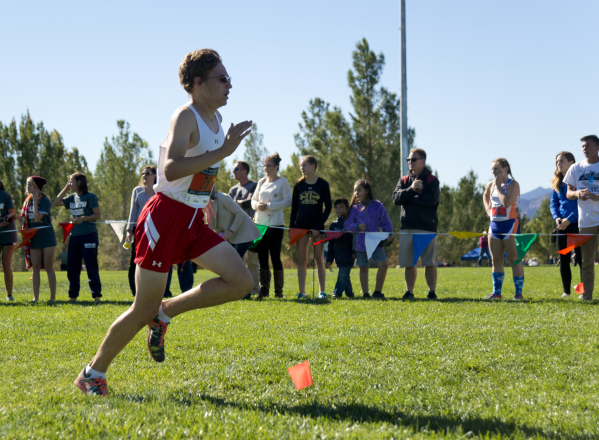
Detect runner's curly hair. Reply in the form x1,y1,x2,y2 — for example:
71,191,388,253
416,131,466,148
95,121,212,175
179,49,222,93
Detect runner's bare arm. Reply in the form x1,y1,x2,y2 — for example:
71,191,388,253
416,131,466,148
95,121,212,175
483,181,493,214
164,108,251,182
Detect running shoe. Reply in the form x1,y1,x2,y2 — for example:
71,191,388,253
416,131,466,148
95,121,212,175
363,292,371,299
513,294,524,300
427,291,438,300
561,293,570,298
372,292,386,300
6,296,14,302
74,368,108,396
318,292,328,299
332,294,342,299
486,293,502,300
147,317,169,363
402,292,415,300
275,293,284,298
297,293,307,299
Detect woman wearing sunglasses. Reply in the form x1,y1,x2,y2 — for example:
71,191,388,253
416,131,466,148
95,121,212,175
126,165,156,296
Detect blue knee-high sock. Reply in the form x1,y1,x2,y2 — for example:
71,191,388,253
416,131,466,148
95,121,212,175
492,272,505,294
513,276,524,295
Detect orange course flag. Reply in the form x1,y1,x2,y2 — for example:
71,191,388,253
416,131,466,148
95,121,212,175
15,228,39,250
557,234,593,255
288,361,313,390
287,228,310,250
59,222,74,243
575,283,584,295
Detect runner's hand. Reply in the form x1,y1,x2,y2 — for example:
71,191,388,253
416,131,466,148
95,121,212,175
557,219,570,230
578,189,590,200
221,121,253,156
555,218,562,227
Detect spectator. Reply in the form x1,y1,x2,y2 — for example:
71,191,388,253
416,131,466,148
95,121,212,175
325,198,354,298
564,135,599,301
478,235,490,267
58,250,68,271
483,158,525,300
345,180,393,299
0,179,17,301
53,172,102,302
392,148,440,300
21,176,57,302
164,261,194,297
210,190,261,299
251,153,292,298
125,165,156,296
228,161,259,296
290,156,332,299
550,151,582,298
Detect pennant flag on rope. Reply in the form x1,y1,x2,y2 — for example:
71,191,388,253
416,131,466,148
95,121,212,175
313,231,343,246
248,224,269,249
106,221,127,243
365,232,392,260
557,234,593,255
413,233,437,266
15,228,39,250
288,361,313,390
449,231,485,239
575,283,585,295
286,228,310,250
513,234,537,265
59,222,74,243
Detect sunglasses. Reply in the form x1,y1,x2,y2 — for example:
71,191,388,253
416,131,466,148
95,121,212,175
141,172,155,176
406,157,422,163
208,75,232,84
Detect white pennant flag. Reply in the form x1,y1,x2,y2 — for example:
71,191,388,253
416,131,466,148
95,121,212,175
106,221,127,243
364,232,391,260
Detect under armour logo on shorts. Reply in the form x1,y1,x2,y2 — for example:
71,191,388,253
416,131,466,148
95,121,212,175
152,261,162,267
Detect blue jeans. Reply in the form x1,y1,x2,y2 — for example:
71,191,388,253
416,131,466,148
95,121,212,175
164,261,194,297
478,248,491,267
67,232,101,298
232,241,252,259
333,266,354,297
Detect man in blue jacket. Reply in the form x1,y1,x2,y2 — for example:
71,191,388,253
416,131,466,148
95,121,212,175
325,198,355,298
392,148,440,300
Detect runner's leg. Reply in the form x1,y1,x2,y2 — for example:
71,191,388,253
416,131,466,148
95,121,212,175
312,235,326,292
89,267,168,372
1,245,15,297
296,234,310,293
161,241,253,318
30,249,43,301
43,246,57,300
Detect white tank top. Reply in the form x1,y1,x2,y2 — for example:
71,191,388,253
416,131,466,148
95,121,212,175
490,179,519,222
154,103,224,208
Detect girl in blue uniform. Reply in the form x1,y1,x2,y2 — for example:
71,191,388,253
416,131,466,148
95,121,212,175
0,180,18,301
483,158,525,300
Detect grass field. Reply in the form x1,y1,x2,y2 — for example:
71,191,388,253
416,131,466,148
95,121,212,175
1,267,599,439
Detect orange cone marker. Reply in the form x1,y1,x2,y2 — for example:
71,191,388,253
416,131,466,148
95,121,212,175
288,361,313,390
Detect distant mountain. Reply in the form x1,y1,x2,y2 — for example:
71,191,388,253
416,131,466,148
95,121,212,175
519,187,552,219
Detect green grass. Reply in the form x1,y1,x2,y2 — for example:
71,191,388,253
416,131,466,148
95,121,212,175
1,267,599,439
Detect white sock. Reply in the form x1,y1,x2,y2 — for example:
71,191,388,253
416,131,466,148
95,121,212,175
85,365,106,379
157,303,171,324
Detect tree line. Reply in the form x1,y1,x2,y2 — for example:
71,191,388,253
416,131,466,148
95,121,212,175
1,39,557,271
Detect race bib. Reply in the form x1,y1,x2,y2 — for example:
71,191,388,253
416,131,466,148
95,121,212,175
185,166,218,206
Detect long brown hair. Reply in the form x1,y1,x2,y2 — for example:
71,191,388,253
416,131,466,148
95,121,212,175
350,180,374,207
295,155,318,186
138,165,157,187
69,172,89,195
0,179,4,191
551,151,575,192
492,158,514,179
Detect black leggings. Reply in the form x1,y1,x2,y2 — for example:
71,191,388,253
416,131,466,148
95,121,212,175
128,237,137,295
556,222,582,294
256,226,284,271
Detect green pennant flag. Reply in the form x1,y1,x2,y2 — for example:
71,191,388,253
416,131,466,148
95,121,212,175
249,224,269,250
513,234,537,265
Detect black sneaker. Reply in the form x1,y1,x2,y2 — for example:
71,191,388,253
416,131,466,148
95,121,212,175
427,291,438,300
402,292,415,300
363,292,371,299
372,292,386,300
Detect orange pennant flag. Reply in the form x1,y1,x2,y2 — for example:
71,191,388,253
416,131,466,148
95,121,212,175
575,283,584,295
557,234,593,255
314,231,343,246
59,222,74,243
286,228,310,250
15,228,39,250
288,361,313,390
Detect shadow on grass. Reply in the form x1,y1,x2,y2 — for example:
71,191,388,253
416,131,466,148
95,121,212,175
0,299,133,307
159,393,568,439
380,297,598,305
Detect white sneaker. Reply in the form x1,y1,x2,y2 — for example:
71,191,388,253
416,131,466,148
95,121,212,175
318,292,328,299
6,296,14,302
561,293,570,298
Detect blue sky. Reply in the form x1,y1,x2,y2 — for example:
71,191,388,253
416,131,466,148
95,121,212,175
2,0,597,194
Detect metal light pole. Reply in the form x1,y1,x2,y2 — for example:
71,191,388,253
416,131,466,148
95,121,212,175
400,0,409,177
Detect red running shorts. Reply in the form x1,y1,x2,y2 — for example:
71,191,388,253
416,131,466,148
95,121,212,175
134,193,224,273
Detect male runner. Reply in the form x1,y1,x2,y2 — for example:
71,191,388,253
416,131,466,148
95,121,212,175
74,49,254,396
